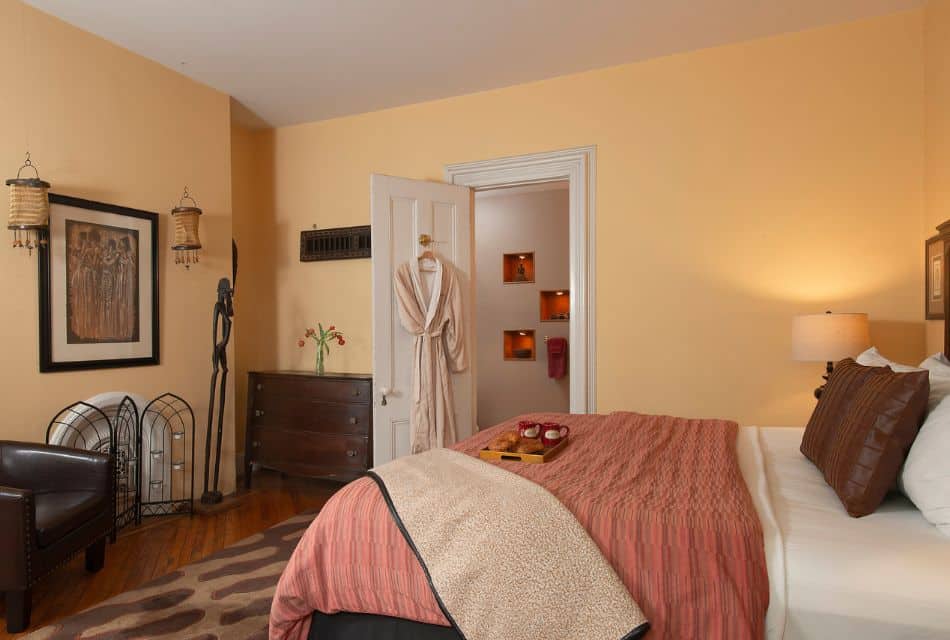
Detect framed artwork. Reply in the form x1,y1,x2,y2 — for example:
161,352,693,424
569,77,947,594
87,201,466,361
38,194,159,372
926,234,945,320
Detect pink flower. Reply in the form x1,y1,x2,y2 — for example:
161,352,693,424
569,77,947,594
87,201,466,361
338,337,346,346
305,328,316,338
297,339,305,347
328,325,336,331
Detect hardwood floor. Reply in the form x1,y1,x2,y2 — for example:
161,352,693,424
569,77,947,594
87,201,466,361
0,470,341,638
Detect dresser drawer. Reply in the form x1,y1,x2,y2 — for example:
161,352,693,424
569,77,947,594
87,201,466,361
253,375,370,405
244,371,373,488
248,427,369,476
250,400,370,436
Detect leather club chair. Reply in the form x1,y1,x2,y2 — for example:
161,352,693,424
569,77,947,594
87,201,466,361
0,441,113,633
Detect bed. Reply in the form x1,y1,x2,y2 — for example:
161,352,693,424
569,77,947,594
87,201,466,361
271,416,949,640
750,426,950,639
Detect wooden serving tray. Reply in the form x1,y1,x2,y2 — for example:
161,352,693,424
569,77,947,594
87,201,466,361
478,437,568,464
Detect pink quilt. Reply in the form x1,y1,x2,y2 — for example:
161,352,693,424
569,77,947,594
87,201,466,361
270,412,769,640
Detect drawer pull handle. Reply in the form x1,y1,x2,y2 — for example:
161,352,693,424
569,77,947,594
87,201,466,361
346,449,358,458
352,389,361,396
256,384,262,391
252,441,260,448
348,417,358,425
254,409,264,417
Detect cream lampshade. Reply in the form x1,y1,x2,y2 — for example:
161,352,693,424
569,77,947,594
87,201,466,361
792,311,870,398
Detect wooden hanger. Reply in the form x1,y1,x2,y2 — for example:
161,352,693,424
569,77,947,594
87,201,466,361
417,234,437,271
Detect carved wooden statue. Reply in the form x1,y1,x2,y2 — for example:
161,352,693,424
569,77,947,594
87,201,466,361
201,277,234,504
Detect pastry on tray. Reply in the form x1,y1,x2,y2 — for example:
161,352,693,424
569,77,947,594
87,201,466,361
514,438,544,454
487,431,520,452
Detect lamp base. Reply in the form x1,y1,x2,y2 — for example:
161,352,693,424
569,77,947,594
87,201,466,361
814,361,834,399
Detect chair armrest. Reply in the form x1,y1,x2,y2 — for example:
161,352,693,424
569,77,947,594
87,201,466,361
0,441,112,496
0,485,32,589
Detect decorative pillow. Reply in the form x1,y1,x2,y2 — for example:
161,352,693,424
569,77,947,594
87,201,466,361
856,346,923,372
800,358,888,468
857,347,950,412
920,351,950,378
901,353,950,535
820,367,929,517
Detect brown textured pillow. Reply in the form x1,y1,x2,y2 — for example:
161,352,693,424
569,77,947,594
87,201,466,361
801,358,929,517
800,358,888,468
822,368,929,516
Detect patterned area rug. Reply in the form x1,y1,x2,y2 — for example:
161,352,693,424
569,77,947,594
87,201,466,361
27,512,317,640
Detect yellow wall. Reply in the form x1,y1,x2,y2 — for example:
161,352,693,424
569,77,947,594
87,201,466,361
926,0,950,354
251,10,926,428
231,122,275,455
0,1,236,493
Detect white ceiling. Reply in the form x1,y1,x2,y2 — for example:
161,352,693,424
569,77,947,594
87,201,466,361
24,0,922,128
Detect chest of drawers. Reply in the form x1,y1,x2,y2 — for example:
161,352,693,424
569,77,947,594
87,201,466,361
244,371,373,486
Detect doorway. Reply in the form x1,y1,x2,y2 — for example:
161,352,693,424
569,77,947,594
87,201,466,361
369,147,595,463
473,183,570,427
445,145,597,416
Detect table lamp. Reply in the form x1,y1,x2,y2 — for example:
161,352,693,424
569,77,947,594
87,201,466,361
792,311,870,399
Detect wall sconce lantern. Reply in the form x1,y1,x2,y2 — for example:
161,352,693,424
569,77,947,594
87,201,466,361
6,152,50,255
171,186,202,267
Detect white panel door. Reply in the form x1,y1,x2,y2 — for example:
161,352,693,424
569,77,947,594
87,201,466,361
371,174,473,465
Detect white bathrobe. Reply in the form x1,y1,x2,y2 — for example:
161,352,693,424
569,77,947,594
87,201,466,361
393,257,468,453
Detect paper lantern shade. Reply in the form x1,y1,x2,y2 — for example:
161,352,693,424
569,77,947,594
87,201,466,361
6,154,50,253
171,187,202,266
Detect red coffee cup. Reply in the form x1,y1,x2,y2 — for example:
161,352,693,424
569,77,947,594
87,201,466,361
518,421,541,439
540,423,569,447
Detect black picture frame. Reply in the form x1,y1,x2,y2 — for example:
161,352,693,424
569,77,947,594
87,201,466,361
38,193,160,372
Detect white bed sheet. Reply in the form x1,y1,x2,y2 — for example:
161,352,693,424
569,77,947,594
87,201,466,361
747,426,950,640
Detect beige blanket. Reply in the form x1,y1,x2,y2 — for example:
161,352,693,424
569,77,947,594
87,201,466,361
369,448,649,640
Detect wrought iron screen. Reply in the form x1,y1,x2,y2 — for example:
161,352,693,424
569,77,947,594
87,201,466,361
46,401,120,539
47,393,197,537
113,396,142,530
141,393,195,517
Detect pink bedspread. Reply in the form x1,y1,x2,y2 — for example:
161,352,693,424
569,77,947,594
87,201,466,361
270,412,769,640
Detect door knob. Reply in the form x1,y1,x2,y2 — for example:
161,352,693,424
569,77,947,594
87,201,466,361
251,441,260,448
380,386,392,406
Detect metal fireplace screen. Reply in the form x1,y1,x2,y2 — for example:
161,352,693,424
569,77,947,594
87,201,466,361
300,225,371,261
46,393,195,535
113,396,142,530
46,400,124,540
141,393,195,517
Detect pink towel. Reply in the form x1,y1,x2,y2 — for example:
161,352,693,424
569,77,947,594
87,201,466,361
547,337,568,379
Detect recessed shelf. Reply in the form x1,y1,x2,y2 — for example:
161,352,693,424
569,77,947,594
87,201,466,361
540,290,570,322
503,252,535,284
503,330,536,361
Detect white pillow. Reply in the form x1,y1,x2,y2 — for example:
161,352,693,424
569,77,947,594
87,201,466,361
918,353,950,413
901,393,950,536
920,351,950,376
855,348,950,535
905,352,950,535
855,346,923,372
855,347,948,410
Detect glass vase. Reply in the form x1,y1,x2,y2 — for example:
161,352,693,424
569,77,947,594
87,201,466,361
315,346,325,375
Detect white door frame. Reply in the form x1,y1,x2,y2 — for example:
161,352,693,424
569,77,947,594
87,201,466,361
444,146,597,414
